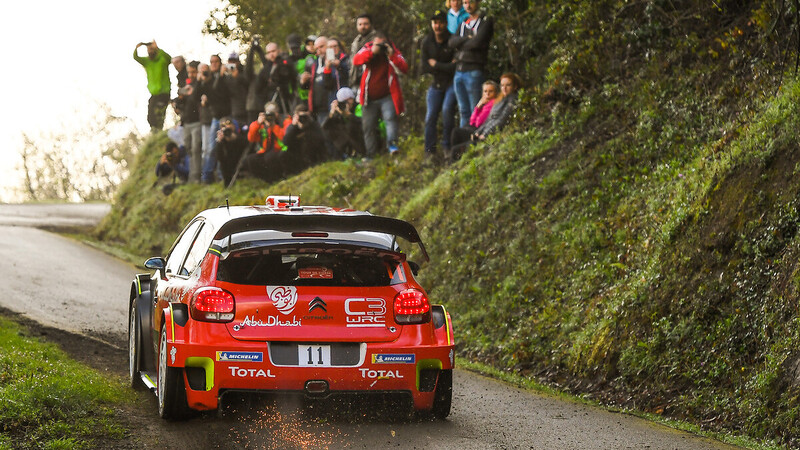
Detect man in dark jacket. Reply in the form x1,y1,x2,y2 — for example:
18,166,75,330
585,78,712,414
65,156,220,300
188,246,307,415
349,14,378,90
215,117,250,187
171,55,188,88
283,104,327,173
449,0,494,127
421,9,456,159
245,39,269,123
197,54,231,183
225,53,249,127
174,61,203,182
300,36,337,124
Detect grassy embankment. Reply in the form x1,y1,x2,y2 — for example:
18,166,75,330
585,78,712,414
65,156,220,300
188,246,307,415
0,315,133,449
93,3,800,447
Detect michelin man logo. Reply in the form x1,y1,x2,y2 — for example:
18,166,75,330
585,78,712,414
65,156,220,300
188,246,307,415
268,286,298,315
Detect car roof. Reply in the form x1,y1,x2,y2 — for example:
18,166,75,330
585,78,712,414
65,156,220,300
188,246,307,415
197,204,429,261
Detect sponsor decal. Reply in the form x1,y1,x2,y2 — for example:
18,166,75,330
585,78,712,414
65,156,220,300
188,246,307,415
309,297,327,313
170,346,177,364
263,246,403,262
345,298,386,328
302,314,334,321
298,267,333,279
359,368,404,379
228,366,276,378
372,354,415,364
449,349,455,367
268,286,298,315
216,351,263,362
233,315,302,331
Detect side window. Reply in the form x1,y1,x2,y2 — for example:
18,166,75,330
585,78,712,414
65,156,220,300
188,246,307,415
182,223,215,276
165,221,202,276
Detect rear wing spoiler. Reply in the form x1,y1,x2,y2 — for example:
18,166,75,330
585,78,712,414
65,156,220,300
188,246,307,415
213,214,429,261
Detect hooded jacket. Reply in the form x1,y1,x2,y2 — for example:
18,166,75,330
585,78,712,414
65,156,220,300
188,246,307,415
448,12,494,72
351,42,408,115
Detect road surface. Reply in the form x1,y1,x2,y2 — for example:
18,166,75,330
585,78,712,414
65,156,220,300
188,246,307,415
0,203,738,449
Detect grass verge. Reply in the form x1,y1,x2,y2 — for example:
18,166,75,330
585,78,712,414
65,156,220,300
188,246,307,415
0,313,133,449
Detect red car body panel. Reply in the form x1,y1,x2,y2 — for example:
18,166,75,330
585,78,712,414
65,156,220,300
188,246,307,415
136,198,454,414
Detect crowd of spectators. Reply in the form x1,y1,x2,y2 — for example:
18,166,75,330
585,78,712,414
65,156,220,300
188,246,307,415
135,0,521,189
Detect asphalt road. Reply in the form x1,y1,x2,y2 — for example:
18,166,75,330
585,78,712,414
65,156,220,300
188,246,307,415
0,203,739,449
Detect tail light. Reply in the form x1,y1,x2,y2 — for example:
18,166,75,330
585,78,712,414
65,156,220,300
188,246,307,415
191,287,235,322
393,289,431,324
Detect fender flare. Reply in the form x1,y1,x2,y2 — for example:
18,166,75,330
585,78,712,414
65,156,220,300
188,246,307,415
431,305,455,348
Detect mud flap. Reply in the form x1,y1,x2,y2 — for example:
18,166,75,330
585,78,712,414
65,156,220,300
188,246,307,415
135,290,155,372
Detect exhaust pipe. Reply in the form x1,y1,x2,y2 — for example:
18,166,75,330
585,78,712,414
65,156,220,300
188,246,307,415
305,380,329,395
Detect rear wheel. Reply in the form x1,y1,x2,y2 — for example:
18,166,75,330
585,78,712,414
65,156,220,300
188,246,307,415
127,298,144,390
431,369,452,419
157,324,191,420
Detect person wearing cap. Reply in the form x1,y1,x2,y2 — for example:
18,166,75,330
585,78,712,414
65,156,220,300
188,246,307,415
422,9,457,161
323,87,366,158
447,0,469,34
352,32,408,156
133,40,172,131
349,14,378,89
449,0,494,127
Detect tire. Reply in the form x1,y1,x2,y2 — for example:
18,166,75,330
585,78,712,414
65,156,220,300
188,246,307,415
128,298,144,390
431,369,453,420
157,324,191,420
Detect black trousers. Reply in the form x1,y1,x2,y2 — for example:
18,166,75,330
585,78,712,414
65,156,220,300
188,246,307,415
449,125,477,161
148,93,171,130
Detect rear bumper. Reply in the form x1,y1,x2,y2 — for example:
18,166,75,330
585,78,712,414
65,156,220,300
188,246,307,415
167,340,455,411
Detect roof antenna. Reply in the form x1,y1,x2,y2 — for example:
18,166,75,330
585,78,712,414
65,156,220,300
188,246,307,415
225,197,230,214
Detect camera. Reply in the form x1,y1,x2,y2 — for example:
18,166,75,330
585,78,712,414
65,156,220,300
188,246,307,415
297,113,312,126
226,63,237,72
375,42,390,54
269,57,293,86
222,128,233,137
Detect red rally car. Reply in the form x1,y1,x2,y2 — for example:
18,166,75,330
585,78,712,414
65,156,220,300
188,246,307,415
128,196,454,419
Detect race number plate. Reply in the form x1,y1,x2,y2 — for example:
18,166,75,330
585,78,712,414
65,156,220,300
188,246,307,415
298,344,332,367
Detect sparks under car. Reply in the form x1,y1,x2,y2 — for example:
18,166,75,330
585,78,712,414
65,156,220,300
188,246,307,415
128,196,454,419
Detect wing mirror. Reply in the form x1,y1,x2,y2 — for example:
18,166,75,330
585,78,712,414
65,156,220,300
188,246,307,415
144,257,167,280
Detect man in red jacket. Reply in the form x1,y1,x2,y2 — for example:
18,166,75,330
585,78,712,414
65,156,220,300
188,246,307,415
352,32,408,156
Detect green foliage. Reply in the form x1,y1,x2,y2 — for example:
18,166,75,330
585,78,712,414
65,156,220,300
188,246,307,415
0,316,132,449
94,0,800,446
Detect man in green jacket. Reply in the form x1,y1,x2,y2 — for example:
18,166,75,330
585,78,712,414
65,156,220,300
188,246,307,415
134,40,172,131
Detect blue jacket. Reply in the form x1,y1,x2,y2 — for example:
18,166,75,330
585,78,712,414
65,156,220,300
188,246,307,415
447,7,469,34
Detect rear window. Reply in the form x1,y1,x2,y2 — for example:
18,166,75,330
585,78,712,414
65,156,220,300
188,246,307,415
216,244,407,287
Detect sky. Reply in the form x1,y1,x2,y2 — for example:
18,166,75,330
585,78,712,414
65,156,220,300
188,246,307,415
0,0,231,202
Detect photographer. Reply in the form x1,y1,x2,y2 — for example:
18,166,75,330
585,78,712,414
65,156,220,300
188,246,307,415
224,52,248,126
352,32,408,156
155,142,189,181
245,38,269,123
244,106,288,182
267,47,297,115
133,40,171,131
215,117,249,187
323,87,366,158
284,103,327,171
300,36,337,123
